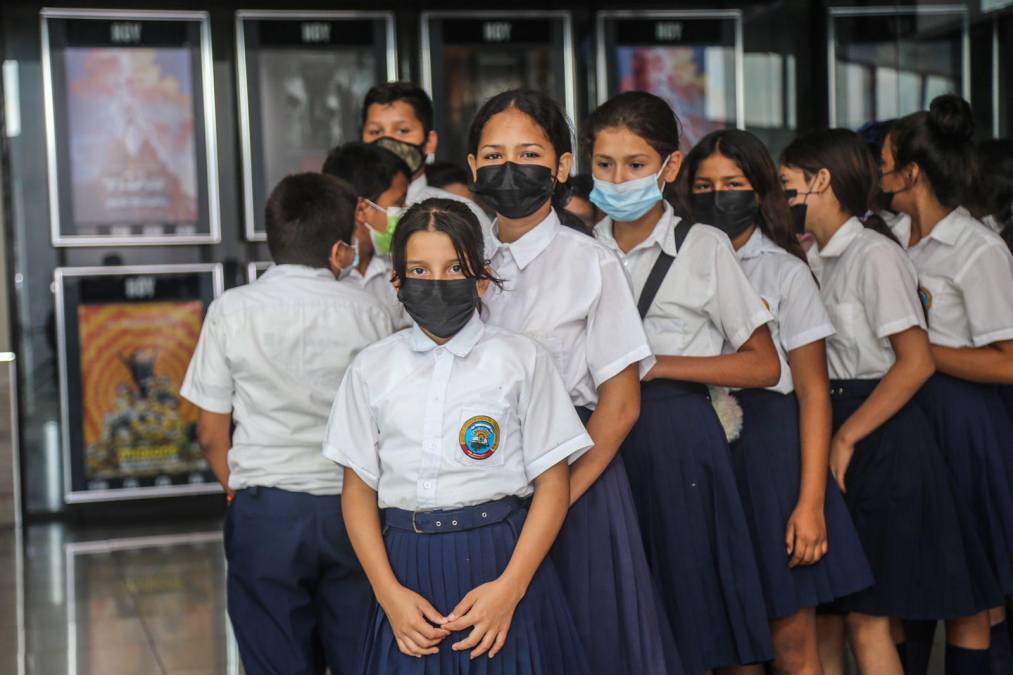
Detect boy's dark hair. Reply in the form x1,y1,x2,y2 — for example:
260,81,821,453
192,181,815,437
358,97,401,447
361,81,434,136
321,141,411,202
425,161,469,189
390,199,501,300
567,174,593,200
265,173,357,268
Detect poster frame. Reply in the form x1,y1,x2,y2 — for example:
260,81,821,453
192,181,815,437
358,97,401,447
826,4,970,128
594,9,745,131
246,261,271,283
40,8,221,247
235,10,398,242
55,263,224,503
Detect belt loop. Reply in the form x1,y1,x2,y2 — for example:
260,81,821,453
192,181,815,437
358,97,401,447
250,485,260,498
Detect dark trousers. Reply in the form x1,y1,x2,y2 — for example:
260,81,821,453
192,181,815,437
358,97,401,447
224,486,371,675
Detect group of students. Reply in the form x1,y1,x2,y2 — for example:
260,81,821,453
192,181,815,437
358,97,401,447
179,80,1013,675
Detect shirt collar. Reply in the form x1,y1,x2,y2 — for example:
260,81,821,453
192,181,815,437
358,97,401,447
926,208,963,246
490,209,561,270
736,228,781,261
260,264,335,281
406,173,428,204
594,201,679,257
408,311,484,357
818,217,864,258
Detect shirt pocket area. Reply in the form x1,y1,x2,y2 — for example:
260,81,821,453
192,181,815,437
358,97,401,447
451,405,509,468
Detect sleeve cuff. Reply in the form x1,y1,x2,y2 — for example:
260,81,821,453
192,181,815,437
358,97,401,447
972,327,1013,348
323,444,379,490
875,315,923,339
525,431,594,479
727,309,774,351
179,385,232,414
782,323,836,352
592,345,654,388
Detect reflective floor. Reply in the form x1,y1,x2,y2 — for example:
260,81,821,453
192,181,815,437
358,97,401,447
0,519,949,675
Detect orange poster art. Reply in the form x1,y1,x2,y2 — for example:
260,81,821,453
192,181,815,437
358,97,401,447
78,301,207,480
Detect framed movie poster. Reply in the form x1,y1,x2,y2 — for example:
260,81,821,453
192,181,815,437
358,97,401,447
237,11,397,241
828,5,968,129
596,10,744,148
41,9,220,246
420,11,577,166
247,261,272,283
56,264,224,502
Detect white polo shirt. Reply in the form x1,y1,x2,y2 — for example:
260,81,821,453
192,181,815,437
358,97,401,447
181,264,395,495
483,209,654,409
891,207,1013,348
732,229,835,394
324,313,592,511
594,202,772,359
407,173,494,251
813,217,925,380
341,254,409,329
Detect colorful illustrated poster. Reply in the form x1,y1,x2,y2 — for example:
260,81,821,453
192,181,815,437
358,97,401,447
78,302,205,482
57,265,222,501
65,48,199,228
42,11,219,245
238,13,394,240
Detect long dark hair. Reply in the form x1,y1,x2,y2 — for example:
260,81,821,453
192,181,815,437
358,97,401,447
889,94,975,210
390,199,501,304
467,88,573,211
583,91,681,162
780,128,899,244
676,129,804,260
974,138,1013,252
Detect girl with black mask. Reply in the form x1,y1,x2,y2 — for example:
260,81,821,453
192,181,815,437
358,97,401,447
467,89,683,675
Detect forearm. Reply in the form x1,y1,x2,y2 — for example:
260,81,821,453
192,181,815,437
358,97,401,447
837,357,932,446
341,470,402,604
196,410,232,494
932,343,1013,385
795,387,830,508
652,352,778,388
500,463,569,593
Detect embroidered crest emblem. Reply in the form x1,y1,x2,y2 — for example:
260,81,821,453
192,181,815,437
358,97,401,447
918,286,932,310
459,416,500,460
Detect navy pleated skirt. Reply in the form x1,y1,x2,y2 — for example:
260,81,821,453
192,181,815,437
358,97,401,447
621,380,773,673
828,379,1001,618
359,505,590,675
730,388,874,619
550,407,683,675
914,373,1013,596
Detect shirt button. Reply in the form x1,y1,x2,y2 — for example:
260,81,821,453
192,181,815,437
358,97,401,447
423,481,432,489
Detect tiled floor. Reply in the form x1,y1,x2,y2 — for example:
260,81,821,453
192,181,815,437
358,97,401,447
0,519,950,675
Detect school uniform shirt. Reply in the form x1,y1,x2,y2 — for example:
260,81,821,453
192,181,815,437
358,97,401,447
813,217,925,380
729,229,835,394
483,209,654,410
406,173,494,249
341,254,410,329
890,207,1013,348
594,201,772,360
181,264,395,495
323,313,593,511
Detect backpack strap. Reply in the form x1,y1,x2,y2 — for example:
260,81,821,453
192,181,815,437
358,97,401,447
636,219,693,320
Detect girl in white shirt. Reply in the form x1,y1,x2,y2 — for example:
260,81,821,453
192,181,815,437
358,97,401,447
781,128,999,675
466,89,682,675
586,91,779,674
327,199,591,674
882,95,1013,675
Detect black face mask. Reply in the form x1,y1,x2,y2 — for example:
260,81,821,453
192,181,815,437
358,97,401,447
790,204,808,234
398,278,478,339
470,162,555,219
690,190,759,239
372,137,426,174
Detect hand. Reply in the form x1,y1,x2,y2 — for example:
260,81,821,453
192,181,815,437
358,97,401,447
377,584,449,658
785,502,828,568
829,434,855,494
443,579,523,659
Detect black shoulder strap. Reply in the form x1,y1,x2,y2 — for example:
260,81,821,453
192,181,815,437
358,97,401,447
637,219,693,319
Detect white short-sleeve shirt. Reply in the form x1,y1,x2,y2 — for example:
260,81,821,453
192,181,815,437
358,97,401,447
341,255,409,329
483,209,655,409
730,230,835,394
594,202,772,359
813,217,925,380
181,265,395,495
891,207,1013,348
323,313,592,511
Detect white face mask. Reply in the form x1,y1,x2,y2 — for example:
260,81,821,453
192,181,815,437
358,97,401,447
337,239,359,280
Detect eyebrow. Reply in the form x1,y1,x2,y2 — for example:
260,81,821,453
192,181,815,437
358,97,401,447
595,153,653,161
479,142,545,151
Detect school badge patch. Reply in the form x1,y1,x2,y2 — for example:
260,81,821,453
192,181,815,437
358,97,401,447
459,416,500,460
918,286,933,311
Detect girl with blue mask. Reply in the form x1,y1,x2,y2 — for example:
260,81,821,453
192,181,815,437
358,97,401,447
588,91,781,674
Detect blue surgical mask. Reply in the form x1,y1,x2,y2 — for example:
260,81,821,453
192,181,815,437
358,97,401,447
590,157,670,222
338,239,359,281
